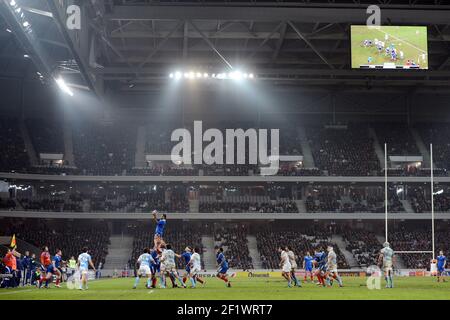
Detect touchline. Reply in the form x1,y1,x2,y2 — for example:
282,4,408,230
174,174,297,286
171,121,280,175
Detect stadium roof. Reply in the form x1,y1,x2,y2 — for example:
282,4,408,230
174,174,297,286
1,0,450,97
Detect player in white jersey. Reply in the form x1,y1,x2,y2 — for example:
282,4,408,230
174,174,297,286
133,247,155,289
378,242,395,288
325,246,343,287
285,246,301,287
188,247,204,288
159,244,185,289
77,247,96,290
278,246,292,287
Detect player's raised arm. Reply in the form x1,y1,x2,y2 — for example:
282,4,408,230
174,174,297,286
152,210,158,221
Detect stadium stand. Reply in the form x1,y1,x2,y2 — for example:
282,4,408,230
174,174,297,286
0,219,110,266
306,124,380,176
26,119,64,154
374,123,420,156
0,118,30,173
213,224,253,270
256,224,349,269
73,123,136,175
304,185,404,213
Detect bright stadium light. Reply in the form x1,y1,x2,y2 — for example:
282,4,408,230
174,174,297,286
168,69,254,81
6,28,12,33
22,21,29,27
9,0,16,6
55,77,74,97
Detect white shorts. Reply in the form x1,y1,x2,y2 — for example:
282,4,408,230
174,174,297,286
161,263,176,272
282,263,292,273
191,266,201,275
79,268,89,275
383,261,393,273
328,264,338,273
139,265,151,276
291,263,297,270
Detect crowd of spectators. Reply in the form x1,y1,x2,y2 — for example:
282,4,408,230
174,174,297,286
26,119,64,154
304,185,405,213
0,118,30,173
374,123,420,156
408,186,450,213
307,124,380,176
417,123,450,171
73,123,136,175
13,185,189,213
0,198,16,210
5,117,450,178
200,201,298,213
342,229,381,267
214,224,253,270
256,224,349,270
0,219,110,266
389,227,450,269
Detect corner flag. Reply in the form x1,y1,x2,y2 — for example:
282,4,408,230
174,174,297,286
10,234,16,249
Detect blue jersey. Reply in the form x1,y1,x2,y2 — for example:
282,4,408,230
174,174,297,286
181,252,192,266
437,255,446,268
78,253,91,270
315,252,327,267
155,219,166,236
138,253,153,267
304,255,314,270
216,252,228,268
151,250,160,265
53,254,62,268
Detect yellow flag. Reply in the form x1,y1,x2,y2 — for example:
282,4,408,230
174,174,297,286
10,234,16,249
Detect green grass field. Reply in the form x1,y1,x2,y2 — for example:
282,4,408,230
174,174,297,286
1,277,449,300
351,26,428,69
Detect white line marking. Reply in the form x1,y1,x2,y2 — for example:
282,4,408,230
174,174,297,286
377,29,426,54
0,289,33,295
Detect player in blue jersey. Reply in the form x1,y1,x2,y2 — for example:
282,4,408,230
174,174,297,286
216,247,231,287
52,249,63,288
303,251,314,282
133,247,155,289
153,210,167,249
437,250,447,283
77,247,96,290
149,248,160,288
314,248,328,287
178,247,195,287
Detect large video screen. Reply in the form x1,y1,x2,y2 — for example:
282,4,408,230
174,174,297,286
351,26,428,70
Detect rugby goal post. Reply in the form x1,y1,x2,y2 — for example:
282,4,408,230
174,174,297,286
384,143,436,268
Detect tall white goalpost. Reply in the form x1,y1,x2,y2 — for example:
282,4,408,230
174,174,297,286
384,143,435,265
